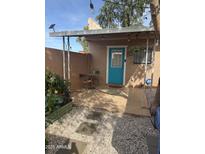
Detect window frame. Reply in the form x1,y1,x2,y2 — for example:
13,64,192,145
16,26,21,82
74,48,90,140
111,51,123,68
133,47,153,64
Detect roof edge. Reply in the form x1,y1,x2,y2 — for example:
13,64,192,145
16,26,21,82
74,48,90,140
49,26,155,37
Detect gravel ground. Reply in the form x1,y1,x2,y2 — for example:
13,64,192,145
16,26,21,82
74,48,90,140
46,106,159,154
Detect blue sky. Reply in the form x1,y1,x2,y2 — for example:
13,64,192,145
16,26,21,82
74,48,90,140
45,0,151,52
45,0,104,52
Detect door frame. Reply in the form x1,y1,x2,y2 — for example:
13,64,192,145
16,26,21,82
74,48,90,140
106,45,127,85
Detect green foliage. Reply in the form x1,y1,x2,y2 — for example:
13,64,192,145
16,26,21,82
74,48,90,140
76,26,89,52
45,118,53,128
96,0,151,28
129,46,144,53
96,1,119,28
45,70,71,114
45,138,48,145
45,137,49,151
45,70,69,95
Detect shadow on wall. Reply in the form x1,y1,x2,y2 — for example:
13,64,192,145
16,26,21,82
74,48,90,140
125,64,152,88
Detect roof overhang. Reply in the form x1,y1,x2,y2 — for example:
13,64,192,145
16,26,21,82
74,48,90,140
49,26,155,38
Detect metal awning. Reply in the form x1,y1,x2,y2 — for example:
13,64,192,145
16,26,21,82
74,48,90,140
49,25,155,37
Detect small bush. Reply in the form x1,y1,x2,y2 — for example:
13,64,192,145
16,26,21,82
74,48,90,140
45,137,49,151
45,70,71,114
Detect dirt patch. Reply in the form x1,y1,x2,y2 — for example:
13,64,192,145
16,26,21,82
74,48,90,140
72,88,150,117
72,89,127,113
98,88,128,98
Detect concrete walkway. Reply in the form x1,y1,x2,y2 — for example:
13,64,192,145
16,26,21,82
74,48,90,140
125,88,151,117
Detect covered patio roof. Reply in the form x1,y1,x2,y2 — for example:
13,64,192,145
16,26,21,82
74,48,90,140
49,25,155,38
49,25,157,81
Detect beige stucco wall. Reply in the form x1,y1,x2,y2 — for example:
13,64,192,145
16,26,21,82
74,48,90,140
69,52,90,89
45,48,63,77
87,39,160,87
45,48,90,90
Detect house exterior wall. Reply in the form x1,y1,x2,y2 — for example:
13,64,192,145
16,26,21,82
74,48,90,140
45,48,90,90
87,39,160,87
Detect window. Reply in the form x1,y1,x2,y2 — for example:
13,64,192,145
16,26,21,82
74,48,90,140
133,48,153,64
111,51,122,68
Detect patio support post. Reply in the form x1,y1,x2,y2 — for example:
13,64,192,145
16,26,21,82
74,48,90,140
144,38,149,86
62,36,66,80
67,36,70,80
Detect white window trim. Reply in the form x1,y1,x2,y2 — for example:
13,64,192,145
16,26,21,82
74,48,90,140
106,46,127,85
111,52,123,68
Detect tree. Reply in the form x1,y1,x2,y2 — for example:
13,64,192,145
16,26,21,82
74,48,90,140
96,0,151,28
96,1,119,28
76,26,89,52
150,0,160,34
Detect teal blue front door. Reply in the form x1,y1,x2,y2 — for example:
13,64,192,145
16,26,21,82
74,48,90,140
108,47,125,85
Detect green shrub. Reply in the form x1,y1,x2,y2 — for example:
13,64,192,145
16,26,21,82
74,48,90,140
45,70,71,114
45,137,49,151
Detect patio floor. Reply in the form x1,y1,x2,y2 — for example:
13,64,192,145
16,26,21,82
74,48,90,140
72,87,151,117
